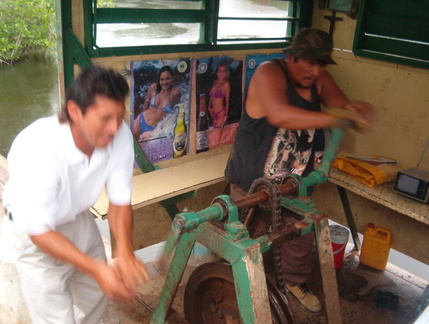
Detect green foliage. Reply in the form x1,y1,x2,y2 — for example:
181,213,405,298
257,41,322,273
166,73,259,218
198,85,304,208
0,0,56,64
97,0,115,8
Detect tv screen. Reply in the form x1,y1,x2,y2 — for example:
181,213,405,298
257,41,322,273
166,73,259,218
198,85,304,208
397,174,419,195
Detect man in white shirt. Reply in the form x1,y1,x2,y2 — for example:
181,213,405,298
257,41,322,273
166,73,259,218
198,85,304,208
2,65,149,323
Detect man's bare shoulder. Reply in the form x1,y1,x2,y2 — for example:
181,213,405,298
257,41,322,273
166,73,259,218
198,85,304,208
315,69,337,92
251,59,287,88
253,60,286,81
246,59,287,119
255,59,285,74
317,69,334,82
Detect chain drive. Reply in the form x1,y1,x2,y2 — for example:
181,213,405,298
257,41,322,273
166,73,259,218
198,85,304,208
239,178,286,294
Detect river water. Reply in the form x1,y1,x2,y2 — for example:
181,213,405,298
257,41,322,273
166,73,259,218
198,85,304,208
0,59,59,157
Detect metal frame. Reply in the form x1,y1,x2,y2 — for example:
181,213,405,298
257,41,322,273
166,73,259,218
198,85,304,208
152,128,347,323
152,187,342,323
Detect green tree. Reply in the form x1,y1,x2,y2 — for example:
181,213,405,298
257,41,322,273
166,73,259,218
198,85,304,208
0,0,56,64
98,0,115,8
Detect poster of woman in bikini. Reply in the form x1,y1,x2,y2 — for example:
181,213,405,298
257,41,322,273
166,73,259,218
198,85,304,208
195,56,243,151
131,58,191,163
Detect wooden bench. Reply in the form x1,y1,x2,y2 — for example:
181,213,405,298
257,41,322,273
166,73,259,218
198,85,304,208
91,151,230,219
327,167,429,254
329,168,429,225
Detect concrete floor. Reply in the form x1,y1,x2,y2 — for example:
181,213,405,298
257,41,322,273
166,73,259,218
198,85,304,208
98,220,429,324
293,251,427,324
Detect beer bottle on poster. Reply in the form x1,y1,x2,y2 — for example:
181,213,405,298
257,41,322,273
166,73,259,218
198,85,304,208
196,93,209,153
173,104,187,158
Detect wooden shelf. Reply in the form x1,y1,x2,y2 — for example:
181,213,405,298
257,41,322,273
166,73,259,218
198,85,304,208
329,168,429,226
91,151,230,219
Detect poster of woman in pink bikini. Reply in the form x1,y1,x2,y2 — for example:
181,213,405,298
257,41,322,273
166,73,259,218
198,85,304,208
196,56,243,151
131,59,191,163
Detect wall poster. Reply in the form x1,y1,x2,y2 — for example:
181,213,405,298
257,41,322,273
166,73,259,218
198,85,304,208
195,56,243,152
130,59,192,163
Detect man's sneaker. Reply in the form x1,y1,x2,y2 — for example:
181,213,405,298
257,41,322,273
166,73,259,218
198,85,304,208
286,283,322,314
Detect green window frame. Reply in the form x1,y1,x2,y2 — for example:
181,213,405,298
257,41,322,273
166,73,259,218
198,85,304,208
83,0,314,58
353,0,429,69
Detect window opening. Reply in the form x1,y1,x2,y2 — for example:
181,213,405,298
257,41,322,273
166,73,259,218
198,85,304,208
88,0,306,57
353,0,429,69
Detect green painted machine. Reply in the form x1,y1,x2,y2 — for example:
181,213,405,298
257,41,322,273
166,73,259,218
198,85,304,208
151,128,346,324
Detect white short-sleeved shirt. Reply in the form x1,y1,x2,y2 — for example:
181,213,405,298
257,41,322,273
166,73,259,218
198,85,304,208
2,115,134,235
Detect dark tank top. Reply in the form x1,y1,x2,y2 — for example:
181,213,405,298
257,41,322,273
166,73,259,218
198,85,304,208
224,59,321,192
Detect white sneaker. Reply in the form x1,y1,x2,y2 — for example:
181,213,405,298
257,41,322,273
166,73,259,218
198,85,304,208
286,283,322,314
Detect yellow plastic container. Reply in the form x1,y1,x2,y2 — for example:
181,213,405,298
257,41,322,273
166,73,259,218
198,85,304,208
359,223,392,270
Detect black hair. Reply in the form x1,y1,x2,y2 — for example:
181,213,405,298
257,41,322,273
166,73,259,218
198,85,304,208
156,65,174,93
59,65,129,122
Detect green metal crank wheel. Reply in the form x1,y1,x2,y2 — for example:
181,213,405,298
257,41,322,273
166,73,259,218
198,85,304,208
184,262,296,324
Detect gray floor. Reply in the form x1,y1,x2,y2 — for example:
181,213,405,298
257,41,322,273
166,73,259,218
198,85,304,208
292,250,428,324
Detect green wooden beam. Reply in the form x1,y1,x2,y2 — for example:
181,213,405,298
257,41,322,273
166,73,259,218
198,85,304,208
63,28,93,88
96,8,207,23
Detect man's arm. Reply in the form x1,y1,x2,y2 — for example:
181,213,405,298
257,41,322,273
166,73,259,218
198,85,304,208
247,62,337,130
29,230,137,300
248,62,374,131
317,70,350,108
107,203,149,293
318,71,376,126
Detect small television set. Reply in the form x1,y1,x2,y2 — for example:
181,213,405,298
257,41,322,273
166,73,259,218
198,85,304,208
393,168,429,203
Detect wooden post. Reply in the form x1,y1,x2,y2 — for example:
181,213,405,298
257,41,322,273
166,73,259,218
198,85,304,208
313,214,342,324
